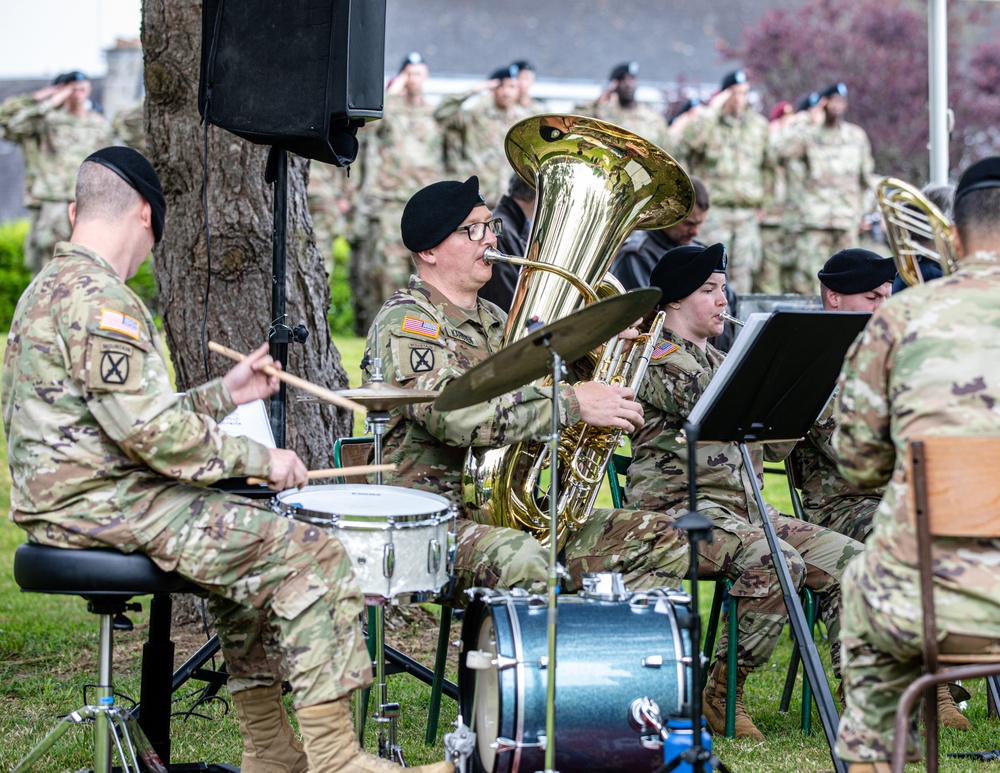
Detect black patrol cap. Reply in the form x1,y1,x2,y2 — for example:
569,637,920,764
84,146,166,243
489,64,520,81
818,249,896,294
954,156,1000,205
720,69,747,91
610,61,639,81
399,51,424,72
820,82,849,99
401,176,487,252
649,243,728,305
53,70,88,85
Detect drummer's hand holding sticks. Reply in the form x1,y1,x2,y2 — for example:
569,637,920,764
211,341,393,490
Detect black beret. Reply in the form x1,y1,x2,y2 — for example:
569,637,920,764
820,82,848,99
489,64,520,81
720,69,747,91
53,70,88,86
668,97,702,125
649,243,728,305
955,156,1000,205
399,51,424,72
513,60,535,72
796,92,820,112
817,248,896,294
401,176,487,252
610,61,639,81
84,147,166,243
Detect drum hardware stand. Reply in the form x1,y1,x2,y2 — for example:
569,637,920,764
443,713,477,773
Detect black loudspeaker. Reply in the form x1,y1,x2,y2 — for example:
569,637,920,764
198,0,386,168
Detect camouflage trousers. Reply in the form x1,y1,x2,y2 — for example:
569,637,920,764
693,506,863,671
783,227,857,294
451,507,690,603
802,495,878,543
835,555,1000,762
350,201,413,333
24,201,72,273
757,223,785,295
24,487,373,708
699,205,763,295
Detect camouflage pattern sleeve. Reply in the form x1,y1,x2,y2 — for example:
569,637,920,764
833,314,896,490
0,94,46,142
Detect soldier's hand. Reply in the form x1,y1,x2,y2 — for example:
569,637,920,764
616,317,645,341
708,87,731,109
266,448,308,491
223,343,281,405
574,382,644,432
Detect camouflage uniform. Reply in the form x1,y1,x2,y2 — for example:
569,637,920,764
677,105,770,294
778,397,879,542
0,94,114,272
628,329,864,668
581,99,670,153
363,276,690,599
757,135,787,294
776,120,875,293
1,243,371,707
832,251,1000,763
112,102,146,155
434,90,526,206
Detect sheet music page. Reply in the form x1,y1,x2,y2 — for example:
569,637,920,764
218,399,276,448
688,312,771,428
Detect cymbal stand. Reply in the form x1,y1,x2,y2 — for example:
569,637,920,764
357,325,404,763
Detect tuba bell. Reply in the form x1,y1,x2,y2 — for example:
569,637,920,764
462,114,694,549
875,176,958,286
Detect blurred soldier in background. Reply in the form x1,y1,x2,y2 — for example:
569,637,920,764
757,101,794,294
580,61,669,151
0,70,113,272
478,171,536,311
677,69,770,294
112,102,146,155
512,60,547,114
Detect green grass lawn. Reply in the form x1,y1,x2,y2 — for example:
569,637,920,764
1,334,996,771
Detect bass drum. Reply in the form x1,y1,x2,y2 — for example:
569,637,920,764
459,585,692,773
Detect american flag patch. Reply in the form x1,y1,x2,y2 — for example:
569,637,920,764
401,315,440,339
99,308,141,340
651,341,680,360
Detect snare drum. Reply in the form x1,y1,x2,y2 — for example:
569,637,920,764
272,484,456,603
459,585,692,773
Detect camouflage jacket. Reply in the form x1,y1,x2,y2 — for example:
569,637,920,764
362,275,581,501
0,94,114,204
834,250,1000,636
1,243,271,547
775,120,874,231
678,104,770,209
579,99,670,153
434,89,527,204
627,329,765,518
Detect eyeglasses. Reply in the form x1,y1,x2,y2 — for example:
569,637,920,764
454,218,503,242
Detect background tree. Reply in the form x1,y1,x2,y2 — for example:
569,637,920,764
141,0,354,468
729,0,1000,183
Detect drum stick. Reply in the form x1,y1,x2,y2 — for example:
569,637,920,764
208,341,365,413
246,463,395,486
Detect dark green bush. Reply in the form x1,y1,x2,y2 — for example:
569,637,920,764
0,220,31,329
126,255,158,315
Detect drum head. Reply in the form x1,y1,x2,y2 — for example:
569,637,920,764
474,615,501,772
276,484,449,523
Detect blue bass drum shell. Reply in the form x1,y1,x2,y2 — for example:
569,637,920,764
458,589,693,773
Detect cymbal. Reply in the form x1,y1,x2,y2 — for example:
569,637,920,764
434,288,661,412
333,381,440,411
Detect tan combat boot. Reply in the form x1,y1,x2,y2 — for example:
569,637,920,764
846,763,891,773
232,684,309,773
297,696,454,773
701,660,765,741
936,683,972,731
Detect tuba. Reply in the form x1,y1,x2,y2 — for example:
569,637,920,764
462,115,694,549
875,176,958,286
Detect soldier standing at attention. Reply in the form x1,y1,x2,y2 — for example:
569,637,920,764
832,157,1000,773
0,71,113,273
1,146,452,773
434,65,526,206
677,69,770,295
349,51,445,331
629,243,864,739
579,61,669,151
775,82,876,294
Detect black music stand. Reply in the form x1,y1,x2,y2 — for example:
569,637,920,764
687,309,870,773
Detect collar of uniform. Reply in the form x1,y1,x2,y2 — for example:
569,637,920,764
414,275,482,327
56,241,120,280
662,325,715,367
961,250,1000,269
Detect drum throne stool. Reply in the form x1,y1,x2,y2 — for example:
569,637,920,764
11,542,238,773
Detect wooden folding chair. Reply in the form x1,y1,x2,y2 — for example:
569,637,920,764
890,436,1000,773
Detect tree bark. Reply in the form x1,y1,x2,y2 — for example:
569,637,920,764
141,0,354,470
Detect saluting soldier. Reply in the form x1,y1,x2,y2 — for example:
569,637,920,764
579,61,670,152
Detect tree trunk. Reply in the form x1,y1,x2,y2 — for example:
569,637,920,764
141,0,354,471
